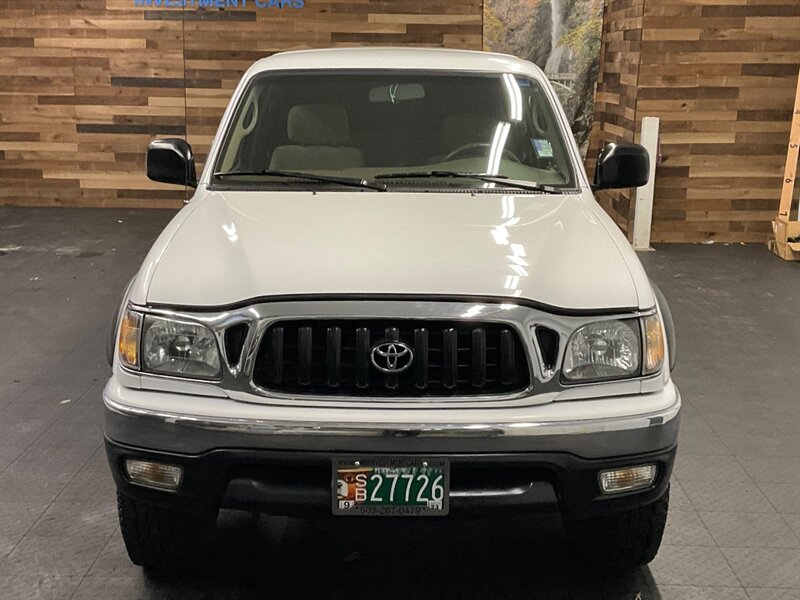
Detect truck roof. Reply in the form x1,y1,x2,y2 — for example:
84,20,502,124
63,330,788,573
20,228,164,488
247,47,542,77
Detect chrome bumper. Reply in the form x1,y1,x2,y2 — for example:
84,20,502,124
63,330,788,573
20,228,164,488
103,380,681,459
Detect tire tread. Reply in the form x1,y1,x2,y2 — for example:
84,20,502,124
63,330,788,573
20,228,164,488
117,492,214,571
567,488,669,571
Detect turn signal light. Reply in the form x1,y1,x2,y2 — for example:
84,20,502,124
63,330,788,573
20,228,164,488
118,309,142,369
125,459,183,490
599,464,657,494
643,314,665,374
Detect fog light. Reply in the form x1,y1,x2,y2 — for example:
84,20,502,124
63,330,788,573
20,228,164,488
125,459,183,490
599,464,657,494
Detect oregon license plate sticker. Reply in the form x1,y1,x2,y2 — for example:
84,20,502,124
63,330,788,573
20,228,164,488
333,458,450,516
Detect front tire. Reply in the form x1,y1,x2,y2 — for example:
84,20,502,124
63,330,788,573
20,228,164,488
117,492,217,572
566,487,669,571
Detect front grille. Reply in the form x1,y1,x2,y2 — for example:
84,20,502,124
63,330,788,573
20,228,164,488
252,319,530,397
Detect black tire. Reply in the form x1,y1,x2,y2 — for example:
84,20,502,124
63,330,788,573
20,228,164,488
566,488,669,571
117,492,217,572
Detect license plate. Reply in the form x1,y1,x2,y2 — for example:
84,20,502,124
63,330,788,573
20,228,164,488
333,457,450,516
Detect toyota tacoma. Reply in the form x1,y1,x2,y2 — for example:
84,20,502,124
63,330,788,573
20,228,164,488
105,48,680,572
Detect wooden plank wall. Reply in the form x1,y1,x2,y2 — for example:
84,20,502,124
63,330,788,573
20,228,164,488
585,0,645,231
3,0,798,242
0,0,483,209
588,0,800,242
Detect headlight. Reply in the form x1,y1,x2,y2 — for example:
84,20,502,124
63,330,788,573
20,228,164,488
118,308,221,380
141,315,221,379
563,319,641,382
562,316,666,382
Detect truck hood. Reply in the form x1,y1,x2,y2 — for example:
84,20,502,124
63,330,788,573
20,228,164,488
142,190,644,311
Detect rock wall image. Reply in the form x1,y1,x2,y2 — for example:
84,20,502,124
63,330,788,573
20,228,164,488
484,0,602,155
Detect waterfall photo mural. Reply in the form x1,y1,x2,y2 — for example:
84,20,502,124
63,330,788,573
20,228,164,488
484,0,602,155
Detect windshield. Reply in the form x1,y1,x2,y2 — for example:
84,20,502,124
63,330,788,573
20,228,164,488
213,71,576,190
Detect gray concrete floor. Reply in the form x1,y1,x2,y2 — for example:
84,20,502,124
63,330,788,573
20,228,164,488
0,206,798,600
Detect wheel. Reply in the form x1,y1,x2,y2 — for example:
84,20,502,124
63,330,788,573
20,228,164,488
565,487,669,571
117,492,217,572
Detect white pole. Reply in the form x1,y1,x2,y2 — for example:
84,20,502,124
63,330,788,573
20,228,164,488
633,116,660,251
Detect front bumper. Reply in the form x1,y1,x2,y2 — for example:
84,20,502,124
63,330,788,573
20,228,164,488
104,378,680,518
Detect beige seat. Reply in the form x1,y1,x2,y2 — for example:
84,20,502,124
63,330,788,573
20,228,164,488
269,104,364,171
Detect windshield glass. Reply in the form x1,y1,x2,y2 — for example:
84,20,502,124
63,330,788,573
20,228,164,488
213,71,576,190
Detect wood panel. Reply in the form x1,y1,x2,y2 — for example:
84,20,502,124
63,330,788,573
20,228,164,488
0,0,483,208
4,0,798,243
587,0,800,242
585,0,645,231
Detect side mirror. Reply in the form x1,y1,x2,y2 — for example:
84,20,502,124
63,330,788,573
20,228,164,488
146,139,197,187
593,142,649,190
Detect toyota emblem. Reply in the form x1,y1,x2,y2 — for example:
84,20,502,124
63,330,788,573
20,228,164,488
370,341,414,374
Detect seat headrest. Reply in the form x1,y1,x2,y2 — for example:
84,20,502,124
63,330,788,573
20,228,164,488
287,104,350,145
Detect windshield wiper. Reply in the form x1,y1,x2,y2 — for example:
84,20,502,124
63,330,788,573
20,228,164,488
213,169,387,191
373,171,561,194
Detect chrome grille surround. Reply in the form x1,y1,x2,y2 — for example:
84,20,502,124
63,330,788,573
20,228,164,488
121,298,659,409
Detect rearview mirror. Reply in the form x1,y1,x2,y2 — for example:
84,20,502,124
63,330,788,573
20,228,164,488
593,142,649,190
146,139,197,187
369,83,425,104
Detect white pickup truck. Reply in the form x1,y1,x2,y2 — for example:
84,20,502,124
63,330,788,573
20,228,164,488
105,47,679,573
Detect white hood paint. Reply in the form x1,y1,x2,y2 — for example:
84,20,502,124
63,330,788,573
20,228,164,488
136,190,652,312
